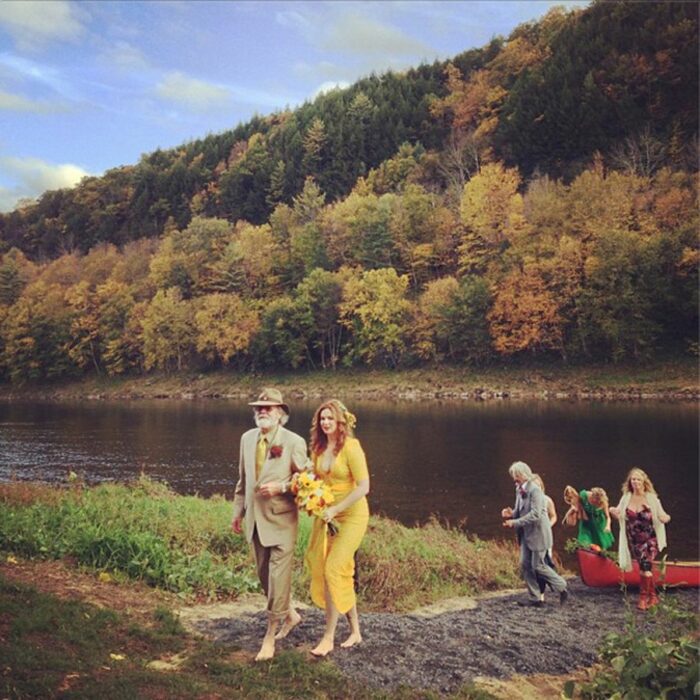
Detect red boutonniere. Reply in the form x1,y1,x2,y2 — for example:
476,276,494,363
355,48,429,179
269,445,283,459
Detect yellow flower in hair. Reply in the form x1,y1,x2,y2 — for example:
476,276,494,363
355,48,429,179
337,401,357,430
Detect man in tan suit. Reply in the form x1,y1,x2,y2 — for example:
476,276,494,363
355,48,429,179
231,388,308,661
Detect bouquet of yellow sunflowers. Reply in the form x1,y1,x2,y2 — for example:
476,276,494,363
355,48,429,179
290,470,339,535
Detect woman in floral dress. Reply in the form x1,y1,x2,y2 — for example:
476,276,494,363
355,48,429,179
610,468,671,610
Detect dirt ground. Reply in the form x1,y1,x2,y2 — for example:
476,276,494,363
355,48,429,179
183,579,698,697
2,559,697,699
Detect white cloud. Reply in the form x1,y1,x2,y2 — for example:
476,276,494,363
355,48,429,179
0,0,85,50
155,71,232,112
99,41,151,72
323,14,432,56
275,9,313,32
0,155,89,212
0,88,66,113
0,53,79,101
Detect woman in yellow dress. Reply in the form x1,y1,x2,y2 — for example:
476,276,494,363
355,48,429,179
306,399,370,657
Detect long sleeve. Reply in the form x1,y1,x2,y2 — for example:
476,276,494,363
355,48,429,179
512,485,547,527
232,434,246,519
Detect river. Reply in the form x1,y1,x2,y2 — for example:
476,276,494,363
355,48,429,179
0,398,697,559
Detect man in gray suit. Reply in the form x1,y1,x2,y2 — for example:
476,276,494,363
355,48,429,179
232,388,308,660
502,461,568,607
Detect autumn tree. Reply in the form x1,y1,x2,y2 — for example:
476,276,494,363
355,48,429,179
149,217,231,297
322,189,395,270
0,248,35,306
194,293,259,367
488,267,564,357
1,281,74,382
209,222,281,298
293,268,347,369
458,162,527,274
339,267,414,367
142,288,195,372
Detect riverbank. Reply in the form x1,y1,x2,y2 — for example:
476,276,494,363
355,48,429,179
1,555,697,699
0,478,522,608
0,481,697,698
0,358,697,402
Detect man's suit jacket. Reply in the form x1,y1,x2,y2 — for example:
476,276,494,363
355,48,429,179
232,425,307,548
511,481,552,552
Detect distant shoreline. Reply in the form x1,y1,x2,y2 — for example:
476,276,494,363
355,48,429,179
0,359,697,403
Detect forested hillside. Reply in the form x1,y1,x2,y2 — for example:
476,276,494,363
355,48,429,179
0,0,696,382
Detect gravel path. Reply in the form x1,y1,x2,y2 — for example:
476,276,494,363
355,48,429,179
187,580,698,693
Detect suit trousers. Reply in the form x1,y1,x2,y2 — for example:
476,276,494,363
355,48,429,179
520,539,567,600
252,526,294,622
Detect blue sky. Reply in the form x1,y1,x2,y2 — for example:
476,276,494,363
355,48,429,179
0,0,589,212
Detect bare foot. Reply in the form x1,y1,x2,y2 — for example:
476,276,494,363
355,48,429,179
275,609,302,640
340,632,362,648
255,636,275,661
310,637,334,657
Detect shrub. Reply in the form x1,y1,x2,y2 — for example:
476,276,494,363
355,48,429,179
565,599,699,699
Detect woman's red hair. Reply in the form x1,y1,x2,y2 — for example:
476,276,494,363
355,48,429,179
310,399,351,456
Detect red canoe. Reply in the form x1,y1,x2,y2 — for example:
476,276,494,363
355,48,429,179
577,548,700,588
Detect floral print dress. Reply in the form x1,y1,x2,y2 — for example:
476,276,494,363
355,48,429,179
625,506,658,568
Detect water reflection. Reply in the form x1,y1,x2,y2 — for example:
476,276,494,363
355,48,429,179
0,398,697,559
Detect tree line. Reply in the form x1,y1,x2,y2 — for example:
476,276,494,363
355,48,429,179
0,156,695,381
0,0,696,382
0,1,696,260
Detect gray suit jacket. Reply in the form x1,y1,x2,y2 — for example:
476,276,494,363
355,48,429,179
511,481,552,552
232,425,307,548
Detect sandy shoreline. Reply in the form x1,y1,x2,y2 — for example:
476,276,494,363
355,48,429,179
0,361,697,404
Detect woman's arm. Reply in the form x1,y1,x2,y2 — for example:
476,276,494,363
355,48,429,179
547,496,557,527
323,438,370,521
656,496,671,524
325,478,370,521
603,505,612,532
609,498,623,520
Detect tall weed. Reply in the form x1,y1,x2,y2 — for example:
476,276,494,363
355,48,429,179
0,479,520,607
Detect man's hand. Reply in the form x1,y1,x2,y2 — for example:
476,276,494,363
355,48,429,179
501,507,513,518
231,517,242,534
258,481,283,498
503,519,515,528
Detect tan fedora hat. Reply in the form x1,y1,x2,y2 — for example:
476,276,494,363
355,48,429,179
248,387,290,415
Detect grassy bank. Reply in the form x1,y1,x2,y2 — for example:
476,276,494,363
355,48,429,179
0,478,521,610
0,575,498,700
0,357,697,402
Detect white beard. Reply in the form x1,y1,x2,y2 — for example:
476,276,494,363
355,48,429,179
255,414,278,431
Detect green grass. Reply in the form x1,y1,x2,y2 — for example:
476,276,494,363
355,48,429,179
0,575,498,699
0,477,258,599
0,478,520,610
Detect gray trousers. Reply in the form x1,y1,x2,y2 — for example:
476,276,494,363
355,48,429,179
520,539,567,600
252,527,294,622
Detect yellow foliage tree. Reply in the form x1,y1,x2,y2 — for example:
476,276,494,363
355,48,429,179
339,267,414,367
458,162,528,274
142,288,194,372
488,267,564,356
194,293,260,365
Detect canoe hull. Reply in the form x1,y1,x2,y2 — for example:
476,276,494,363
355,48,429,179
576,548,700,588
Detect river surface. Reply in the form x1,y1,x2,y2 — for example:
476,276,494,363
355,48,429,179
0,398,697,559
